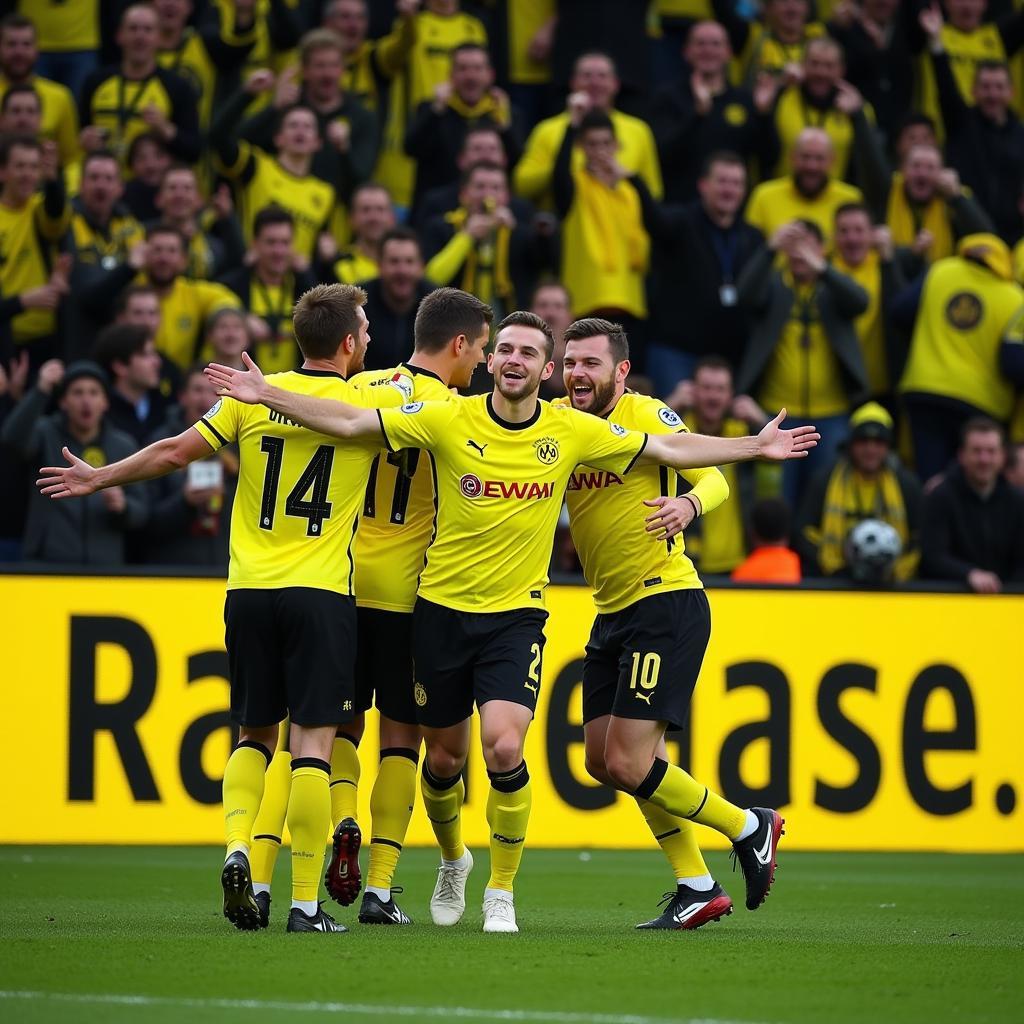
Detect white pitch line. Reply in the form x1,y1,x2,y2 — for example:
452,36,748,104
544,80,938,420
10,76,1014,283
0,990,772,1024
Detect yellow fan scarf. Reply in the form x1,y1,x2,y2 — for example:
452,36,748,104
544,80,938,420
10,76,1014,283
443,207,515,305
818,460,909,578
886,173,954,265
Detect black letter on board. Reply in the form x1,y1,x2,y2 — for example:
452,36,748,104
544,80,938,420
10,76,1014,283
814,663,881,812
68,616,159,801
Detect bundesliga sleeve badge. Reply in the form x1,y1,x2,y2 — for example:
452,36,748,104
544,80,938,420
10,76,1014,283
658,407,682,427
401,402,424,414
388,373,415,401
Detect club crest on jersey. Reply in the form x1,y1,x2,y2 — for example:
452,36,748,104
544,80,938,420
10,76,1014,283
658,407,682,427
460,473,484,498
388,373,414,401
204,399,222,418
401,401,423,414
534,436,559,465
609,422,628,437
414,682,427,707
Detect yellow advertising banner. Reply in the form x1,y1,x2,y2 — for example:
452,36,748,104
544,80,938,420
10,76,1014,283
1,575,1021,851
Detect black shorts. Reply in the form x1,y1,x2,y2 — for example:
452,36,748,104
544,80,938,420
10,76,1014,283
224,587,357,728
354,606,418,725
583,589,710,730
411,597,548,729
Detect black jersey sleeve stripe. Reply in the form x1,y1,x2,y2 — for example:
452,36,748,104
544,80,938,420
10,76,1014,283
200,416,228,447
377,409,397,452
622,433,648,475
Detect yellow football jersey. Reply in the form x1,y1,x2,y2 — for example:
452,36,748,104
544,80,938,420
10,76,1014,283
378,395,648,613
745,176,863,251
350,364,454,613
561,393,729,614
193,368,409,594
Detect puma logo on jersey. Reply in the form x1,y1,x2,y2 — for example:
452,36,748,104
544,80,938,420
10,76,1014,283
635,691,653,705
523,681,538,696
467,439,487,457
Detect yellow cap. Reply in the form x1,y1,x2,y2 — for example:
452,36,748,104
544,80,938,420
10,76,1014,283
849,401,893,441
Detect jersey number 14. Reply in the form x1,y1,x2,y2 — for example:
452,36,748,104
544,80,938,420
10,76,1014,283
258,436,335,537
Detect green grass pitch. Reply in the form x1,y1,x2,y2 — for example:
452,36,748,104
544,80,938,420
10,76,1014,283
1,846,1021,1024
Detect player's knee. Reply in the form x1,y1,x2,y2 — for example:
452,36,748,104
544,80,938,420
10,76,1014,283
603,748,646,793
425,746,466,779
482,731,524,773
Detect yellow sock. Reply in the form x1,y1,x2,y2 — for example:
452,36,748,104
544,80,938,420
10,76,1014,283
286,758,331,903
486,761,532,893
223,741,271,855
421,764,465,862
330,732,361,825
366,749,419,890
250,748,292,886
636,758,746,840
637,798,709,878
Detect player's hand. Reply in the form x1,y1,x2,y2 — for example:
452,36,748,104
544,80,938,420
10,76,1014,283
967,568,1002,594
37,446,99,499
36,358,65,394
757,409,820,460
643,495,697,541
205,351,268,405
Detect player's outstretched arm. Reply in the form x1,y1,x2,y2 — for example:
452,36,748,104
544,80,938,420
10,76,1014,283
204,353,383,441
640,410,819,469
36,429,214,499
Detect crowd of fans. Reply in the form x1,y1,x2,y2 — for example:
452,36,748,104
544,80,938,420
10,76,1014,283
0,0,1022,592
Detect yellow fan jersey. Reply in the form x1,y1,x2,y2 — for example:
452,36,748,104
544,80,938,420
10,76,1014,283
350,364,454,613
377,394,648,613
153,277,240,371
0,192,70,343
214,145,335,261
18,0,99,51
192,368,411,594
560,393,729,614
745,175,863,251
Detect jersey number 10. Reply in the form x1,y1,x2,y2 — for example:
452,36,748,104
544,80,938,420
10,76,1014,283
258,436,335,537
